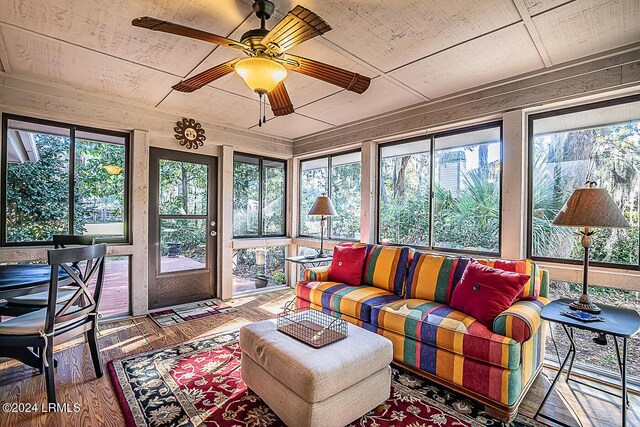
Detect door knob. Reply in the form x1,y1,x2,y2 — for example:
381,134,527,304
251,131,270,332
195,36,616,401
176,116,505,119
210,231,217,237
211,220,216,227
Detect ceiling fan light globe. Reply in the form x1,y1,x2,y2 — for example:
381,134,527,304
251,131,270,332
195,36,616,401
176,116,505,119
235,57,287,94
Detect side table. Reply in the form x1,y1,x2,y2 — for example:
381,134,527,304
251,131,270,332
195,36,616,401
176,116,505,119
285,255,333,270
535,298,640,427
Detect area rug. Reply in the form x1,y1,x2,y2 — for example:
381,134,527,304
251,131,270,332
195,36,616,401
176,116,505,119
148,300,237,327
108,331,545,427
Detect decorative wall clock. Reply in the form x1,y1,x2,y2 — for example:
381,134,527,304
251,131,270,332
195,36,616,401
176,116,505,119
174,118,206,150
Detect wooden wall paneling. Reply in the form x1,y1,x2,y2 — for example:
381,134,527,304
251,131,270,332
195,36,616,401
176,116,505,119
131,129,149,315
360,140,376,244
501,110,527,259
0,74,293,156
219,145,234,300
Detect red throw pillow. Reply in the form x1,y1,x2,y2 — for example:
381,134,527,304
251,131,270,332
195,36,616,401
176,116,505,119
449,260,530,328
328,245,367,286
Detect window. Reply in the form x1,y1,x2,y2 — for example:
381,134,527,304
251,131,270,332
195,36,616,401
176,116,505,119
379,141,431,246
233,154,286,238
299,151,361,240
378,122,502,254
232,246,287,295
2,115,129,245
528,96,640,268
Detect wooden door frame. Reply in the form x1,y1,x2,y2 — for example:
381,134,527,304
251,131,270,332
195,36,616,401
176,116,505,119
147,148,218,309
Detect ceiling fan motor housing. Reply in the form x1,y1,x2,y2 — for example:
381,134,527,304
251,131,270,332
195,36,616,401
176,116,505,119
253,0,275,20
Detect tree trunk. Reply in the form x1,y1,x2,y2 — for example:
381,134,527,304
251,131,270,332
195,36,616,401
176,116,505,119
181,163,188,213
394,156,411,198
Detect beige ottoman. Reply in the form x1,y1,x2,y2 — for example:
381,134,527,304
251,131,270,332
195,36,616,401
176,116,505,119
239,319,392,427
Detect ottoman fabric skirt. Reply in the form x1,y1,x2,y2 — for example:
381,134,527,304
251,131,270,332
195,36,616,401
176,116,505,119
241,352,391,427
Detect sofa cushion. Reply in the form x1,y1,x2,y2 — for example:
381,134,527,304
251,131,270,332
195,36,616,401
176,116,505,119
450,261,529,328
371,299,520,369
296,281,400,323
405,253,470,304
476,258,541,300
328,245,367,286
363,245,409,296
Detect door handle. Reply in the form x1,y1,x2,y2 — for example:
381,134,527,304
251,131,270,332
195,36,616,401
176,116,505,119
210,231,217,237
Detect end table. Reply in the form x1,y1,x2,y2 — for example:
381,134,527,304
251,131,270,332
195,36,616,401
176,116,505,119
285,255,333,270
535,298,640,427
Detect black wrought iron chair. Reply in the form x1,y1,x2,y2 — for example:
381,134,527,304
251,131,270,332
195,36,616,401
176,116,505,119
0,235,96,316
0,244,107,404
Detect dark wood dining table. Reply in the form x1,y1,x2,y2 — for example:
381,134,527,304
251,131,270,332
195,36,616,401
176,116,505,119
0,264,70,299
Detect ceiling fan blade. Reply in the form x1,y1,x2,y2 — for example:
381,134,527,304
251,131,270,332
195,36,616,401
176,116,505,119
172,59,239,92
267,82,295,116
285,54,371,94
261,6,331,53
132,17,247,50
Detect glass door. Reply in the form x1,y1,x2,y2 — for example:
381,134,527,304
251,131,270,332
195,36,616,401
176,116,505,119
148,148,217,309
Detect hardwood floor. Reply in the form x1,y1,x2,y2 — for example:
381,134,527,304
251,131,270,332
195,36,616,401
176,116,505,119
0,289,637,427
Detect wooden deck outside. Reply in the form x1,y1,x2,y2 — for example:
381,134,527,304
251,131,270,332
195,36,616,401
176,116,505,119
0,289,637,427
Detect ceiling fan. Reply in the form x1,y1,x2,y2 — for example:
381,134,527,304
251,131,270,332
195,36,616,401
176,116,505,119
132,0,372,126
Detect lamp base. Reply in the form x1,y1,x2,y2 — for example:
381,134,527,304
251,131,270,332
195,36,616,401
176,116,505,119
569,300,601,314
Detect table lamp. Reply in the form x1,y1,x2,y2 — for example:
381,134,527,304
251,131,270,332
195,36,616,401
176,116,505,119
553,181,630,313
307,193,337,258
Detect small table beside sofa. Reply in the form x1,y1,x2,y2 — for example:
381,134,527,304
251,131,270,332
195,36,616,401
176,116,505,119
294,243,549,422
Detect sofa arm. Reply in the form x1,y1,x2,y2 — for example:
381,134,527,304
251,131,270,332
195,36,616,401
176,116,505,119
304,266,331,282
493,297,549,343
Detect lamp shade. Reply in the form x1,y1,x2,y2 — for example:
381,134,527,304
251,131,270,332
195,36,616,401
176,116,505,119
308,193,337,216
553,186,630,228
235,57,287,95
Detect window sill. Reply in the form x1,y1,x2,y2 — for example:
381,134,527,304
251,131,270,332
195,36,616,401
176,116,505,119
0,244,133,263
537,261,640,291
231,237,292,250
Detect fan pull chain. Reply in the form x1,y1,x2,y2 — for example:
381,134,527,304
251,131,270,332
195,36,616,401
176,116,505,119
258,94,267,127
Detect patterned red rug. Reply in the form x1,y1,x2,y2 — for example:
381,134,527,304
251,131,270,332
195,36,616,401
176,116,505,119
108,332,545,427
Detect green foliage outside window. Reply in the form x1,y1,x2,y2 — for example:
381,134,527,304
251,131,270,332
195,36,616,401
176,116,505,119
531,122,640,265
6,133,126,243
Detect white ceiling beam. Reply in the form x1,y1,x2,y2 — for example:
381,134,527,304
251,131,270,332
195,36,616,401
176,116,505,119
511,0,553,67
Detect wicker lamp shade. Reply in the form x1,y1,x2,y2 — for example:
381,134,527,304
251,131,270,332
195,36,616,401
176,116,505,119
308,193,337,216
553,187,630,228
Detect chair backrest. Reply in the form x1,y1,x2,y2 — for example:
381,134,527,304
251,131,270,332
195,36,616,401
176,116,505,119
53,234,96,248
45,244,107,333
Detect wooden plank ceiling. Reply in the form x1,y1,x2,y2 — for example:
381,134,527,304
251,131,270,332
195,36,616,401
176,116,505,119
0,0,638,140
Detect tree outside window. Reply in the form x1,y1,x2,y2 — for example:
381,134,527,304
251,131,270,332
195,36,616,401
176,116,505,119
3,116,128,244
378,124,502,254
299,152,361,241
233,154,286,238
530,98,640,267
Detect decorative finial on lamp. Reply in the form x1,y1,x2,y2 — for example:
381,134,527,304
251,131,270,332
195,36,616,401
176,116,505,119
553,181,630,313
307,193,337,258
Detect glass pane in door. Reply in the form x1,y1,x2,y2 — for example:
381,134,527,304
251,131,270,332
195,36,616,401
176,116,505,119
160,218,207,273
159,160,208,215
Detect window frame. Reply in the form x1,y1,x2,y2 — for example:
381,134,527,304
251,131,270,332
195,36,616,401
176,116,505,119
232,152,287,239
376,121,503,257
526,94,640,271
1,113,131,246
298,149,362,241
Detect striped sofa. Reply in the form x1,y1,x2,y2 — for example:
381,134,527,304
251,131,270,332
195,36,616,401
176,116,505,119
294,244,549,422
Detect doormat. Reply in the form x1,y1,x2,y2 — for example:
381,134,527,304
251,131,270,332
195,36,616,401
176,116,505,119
148,300,237,327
